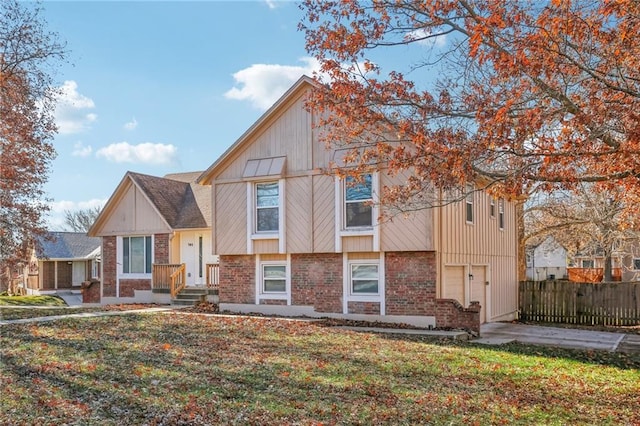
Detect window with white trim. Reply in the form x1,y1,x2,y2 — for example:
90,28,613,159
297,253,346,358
490,197,496,218
122,236,152,274
262,264,286,293
465,184,474,223
350,263,379,294
633,259,640,270
498,198,505,229
582,259,595,268
256,181,279,232
345,174,373,228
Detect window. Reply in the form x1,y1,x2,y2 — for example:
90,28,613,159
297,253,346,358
498,198,505,229
256,182,279,232
350,263,379,294
345,174,373,228
123,236,152,274
465,184,474,223
262,264,286,293
582,259,595,268
633,259,640,270
490,197,496,218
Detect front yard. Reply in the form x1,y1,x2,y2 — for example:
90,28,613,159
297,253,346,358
1,311,638,425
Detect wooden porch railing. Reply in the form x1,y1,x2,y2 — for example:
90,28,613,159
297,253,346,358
170,264,186,298
206,263,219,290
152,264,184,292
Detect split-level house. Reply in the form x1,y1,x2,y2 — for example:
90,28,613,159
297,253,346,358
197,76,519,331
87,171,216,304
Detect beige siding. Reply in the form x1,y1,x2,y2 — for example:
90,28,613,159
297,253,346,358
437,192,518,321
312,175,335,253
254,239,279,254
348,252,380,260
343,236,373,252
216,182,247,255
260,253,287,262
379,172,434,251
286,176,312,253
170,233,181,264
216,95,313,180
100,183,170,236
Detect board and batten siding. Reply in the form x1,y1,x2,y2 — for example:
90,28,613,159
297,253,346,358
99,182,170,236
437,191,518,321
216,94,313,181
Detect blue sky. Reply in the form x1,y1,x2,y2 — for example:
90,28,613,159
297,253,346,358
40,0,445,230
41,0,317,229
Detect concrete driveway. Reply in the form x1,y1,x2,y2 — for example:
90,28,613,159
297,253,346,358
477,322,630,352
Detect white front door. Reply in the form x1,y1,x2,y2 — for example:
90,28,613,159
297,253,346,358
72,261,86,287
182,233,204,286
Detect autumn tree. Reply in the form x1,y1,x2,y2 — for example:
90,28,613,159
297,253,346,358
300,1,640,214
0,0,66,283
64,206,102,232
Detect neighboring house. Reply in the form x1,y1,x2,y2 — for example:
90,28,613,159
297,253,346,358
197,76,519,331
525,236,568,281
87,171,216,304
21,232,101,295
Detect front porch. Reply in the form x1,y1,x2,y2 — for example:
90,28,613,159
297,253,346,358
152,263,219,299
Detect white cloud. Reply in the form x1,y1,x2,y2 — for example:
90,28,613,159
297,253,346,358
124,117,138,130
54,80,97,134
96,142,178,165
47,198,107,231
72,141,93,157
224,57,321,110
405,29,447,47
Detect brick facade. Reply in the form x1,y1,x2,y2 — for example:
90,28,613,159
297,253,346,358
219,255,255,304
119,278,151,297
385,251,437,316
154,233,170,264
102,236,117,297
436,300,481,334
348,301,380,315
82,279,101,304
291,253,343,313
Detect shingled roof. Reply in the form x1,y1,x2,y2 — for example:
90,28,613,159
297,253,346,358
37,232,101,259
127,171,210,229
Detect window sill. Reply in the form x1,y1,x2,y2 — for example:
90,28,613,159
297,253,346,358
340,229,374,237
252,233,279,240
258,293,288,299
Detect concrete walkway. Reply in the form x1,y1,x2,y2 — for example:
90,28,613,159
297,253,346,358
476,322,628,352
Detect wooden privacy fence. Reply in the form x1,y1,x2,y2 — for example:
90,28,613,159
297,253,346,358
519,280,640,326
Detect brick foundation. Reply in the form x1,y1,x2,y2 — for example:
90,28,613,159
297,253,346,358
119,279,151,298
219,255,255,304
348,301,380,315
435,299,481,334
291,253,343,313
385,252,437,316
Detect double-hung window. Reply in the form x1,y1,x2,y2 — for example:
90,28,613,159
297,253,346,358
262,264,286,293
498,198,505,229
345,174,373,228
123,236,152,274
256,181,279,232
350,263,379,294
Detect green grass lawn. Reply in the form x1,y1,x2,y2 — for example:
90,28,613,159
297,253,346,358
0,294,67,307
1,313,638,425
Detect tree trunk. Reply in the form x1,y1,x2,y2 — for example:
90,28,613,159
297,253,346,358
603,254,613,282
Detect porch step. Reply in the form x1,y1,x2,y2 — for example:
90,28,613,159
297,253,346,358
170,287,218,306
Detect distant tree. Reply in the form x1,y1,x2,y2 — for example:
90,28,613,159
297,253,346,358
0,0,66,278
300,1,640,215
64,206,102,232
525,185,639,281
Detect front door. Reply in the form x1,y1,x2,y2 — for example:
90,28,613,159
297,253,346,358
470,265,487,323
183,233,204,286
